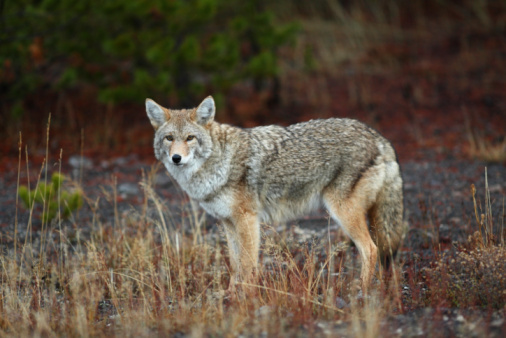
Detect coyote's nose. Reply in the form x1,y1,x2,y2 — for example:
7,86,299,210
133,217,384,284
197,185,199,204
172,154,182,164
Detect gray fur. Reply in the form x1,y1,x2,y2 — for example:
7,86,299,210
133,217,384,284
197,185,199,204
147,97,406,290
145,99,166,129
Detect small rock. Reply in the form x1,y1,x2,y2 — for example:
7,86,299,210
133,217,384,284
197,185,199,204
439,224,450,232
335,297,348,309
113,154,139,166
113,157,128,166
491,318,504,327
488,184,503,193
69,155,93,169
118,183,140,196
155,173,173,186
255,305,273,317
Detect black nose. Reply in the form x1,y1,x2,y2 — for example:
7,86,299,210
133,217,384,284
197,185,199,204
172,154,182,164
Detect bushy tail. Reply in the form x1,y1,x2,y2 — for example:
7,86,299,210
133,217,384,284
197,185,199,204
369,171,406,269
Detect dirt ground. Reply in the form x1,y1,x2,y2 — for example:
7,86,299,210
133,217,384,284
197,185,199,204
1,129,505,336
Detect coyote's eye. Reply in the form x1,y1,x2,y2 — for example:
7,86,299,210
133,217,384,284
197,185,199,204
165,135,173,141
186,135,195,141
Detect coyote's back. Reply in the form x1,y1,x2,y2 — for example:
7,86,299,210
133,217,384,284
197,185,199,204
146,96,405,292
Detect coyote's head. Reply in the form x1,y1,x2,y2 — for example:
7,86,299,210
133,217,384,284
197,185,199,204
145,96,215,172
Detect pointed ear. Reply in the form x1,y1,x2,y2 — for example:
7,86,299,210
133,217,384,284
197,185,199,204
195,96,215,125
146,99,168,129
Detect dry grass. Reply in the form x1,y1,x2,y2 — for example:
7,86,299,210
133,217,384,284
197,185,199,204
274,0,504,69
2,121,506,336
5,135,506,338
5,166,505,336
464,110,506,163
423,170,506,310
271,0,506,120
1,160,404,336
2,122,401,336
424,233,506,309
466,131,506,163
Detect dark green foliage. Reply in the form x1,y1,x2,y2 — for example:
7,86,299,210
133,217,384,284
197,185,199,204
0,0,298,107
18,173,83,223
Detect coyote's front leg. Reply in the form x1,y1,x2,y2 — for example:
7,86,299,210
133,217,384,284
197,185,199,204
223,211,260,292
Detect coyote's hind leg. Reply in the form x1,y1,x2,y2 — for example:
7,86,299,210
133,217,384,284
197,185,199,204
323,192,378,292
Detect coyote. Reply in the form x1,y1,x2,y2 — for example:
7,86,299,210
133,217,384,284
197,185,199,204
146,96,405,292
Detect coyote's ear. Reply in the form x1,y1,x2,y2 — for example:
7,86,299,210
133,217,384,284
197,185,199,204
195,96,215,125
146,99,168,130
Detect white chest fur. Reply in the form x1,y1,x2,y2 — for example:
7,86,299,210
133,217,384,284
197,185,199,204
198,190,235,219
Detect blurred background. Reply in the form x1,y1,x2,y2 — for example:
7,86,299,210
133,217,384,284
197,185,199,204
1,0,505,162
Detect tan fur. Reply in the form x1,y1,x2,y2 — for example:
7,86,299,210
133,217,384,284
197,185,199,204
146,96,406,293
322,166,384,289
170,141,189,158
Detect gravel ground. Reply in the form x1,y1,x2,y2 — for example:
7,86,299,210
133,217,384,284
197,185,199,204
2,151,504,248
1,151,505,336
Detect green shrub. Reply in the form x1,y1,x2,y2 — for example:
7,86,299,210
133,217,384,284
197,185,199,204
0,0,298,107
18,173,83,223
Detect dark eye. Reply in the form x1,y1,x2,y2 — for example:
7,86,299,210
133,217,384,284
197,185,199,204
165,135,173,141
186,135,195,141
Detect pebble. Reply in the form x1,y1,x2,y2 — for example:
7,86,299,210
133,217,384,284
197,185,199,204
335,297,348,309
255,305,273,317
68,155,93,169
118,183,140,196
155,173,173,186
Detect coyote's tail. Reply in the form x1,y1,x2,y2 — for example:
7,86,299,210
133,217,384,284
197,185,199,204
369,165,406,269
